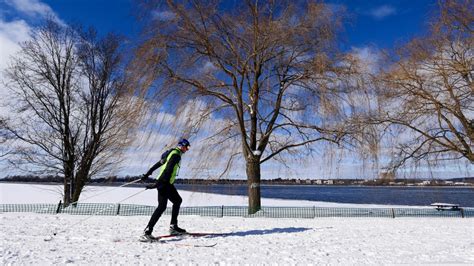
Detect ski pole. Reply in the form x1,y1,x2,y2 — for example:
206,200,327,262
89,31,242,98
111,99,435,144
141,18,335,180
45,188,147,241
67,178,142,206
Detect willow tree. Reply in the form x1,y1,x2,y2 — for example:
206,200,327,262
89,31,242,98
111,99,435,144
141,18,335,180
134,0,353,213
372,0,473,169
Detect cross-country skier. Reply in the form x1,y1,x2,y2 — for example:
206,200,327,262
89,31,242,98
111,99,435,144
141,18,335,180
139,138,191,241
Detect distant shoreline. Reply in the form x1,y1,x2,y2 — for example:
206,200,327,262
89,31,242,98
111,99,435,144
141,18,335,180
2,182,473,207
1,180,472,189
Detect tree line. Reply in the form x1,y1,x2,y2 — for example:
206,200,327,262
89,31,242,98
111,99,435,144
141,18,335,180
2,175,472,186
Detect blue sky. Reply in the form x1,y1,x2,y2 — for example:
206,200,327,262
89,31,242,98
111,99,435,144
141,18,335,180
1,0,436,50
1,0,471,179
331,0,436,49
0,0,440,86
43,0,139,36
0,0,439,71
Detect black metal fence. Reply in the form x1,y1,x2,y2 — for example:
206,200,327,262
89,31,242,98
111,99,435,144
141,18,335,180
0,203,472,218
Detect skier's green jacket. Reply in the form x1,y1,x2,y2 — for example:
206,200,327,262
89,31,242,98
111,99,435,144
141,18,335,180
156,148,182,184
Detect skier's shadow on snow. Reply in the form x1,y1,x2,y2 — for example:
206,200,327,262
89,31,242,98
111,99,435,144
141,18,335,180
204,227,314,238
162,227,322,243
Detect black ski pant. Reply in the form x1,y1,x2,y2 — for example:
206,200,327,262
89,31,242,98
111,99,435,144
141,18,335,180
145,184,182,234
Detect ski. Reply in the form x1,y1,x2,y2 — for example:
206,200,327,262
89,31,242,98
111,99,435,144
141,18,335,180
138,234,217,247
138,232,224,244
174,242,217,248
138,238,217,247
155,232,226,239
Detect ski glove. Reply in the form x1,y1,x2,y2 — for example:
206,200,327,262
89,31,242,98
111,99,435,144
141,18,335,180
141,174,149,181
145,182,158,190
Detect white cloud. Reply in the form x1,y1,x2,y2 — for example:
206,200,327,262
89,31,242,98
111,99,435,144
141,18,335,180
152,10,175,21
0,0,62,69
350,46,382,74
0,18,32,120
4,0,64,24
0,19,31,71
0,0,61,108
367,5,397,20
201,61,218,74
6,0,53,17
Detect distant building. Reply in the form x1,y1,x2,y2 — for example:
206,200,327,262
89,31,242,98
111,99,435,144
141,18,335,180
324,180,334,185
315,180,322,185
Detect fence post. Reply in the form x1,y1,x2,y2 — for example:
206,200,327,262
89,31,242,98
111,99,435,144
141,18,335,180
313,206,316,219
391,208,395,218
460,208,464,218
56,200,62,214
221,205,224,218
116,203,121,216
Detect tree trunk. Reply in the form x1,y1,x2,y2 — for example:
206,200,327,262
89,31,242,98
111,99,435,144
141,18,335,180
71,161,93,203
246,159,261,214
63,161,74,206
63,177,71,206
71,174,86,204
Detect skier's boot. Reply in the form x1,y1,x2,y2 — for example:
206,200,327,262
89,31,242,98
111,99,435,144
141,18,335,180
139,234,154,242
169,224,186,235
139,227,155,242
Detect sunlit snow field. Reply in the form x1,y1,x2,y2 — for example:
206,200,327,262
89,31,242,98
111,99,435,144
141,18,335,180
1,183,473,264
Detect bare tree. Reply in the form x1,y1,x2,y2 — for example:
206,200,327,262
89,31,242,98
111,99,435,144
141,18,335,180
133,0,354,213
4,20,141,205
4,20,79,204
70,29,141,202
371,0,473,169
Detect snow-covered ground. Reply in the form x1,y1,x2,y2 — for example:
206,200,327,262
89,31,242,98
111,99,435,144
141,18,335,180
1,183,473,264
1,213,473,265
